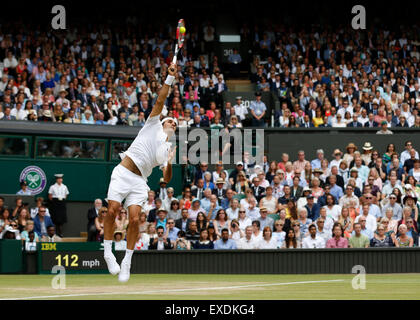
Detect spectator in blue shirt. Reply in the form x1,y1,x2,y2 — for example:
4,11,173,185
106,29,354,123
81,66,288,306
165,218,180,242
310,149,325,169
328,175,344,200
214,229,237,249
250,92,266,127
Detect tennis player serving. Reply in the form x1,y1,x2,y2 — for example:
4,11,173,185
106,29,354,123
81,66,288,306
103,63,178,282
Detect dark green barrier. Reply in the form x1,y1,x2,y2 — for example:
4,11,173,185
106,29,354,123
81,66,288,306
0,240,23,273
115,248,420,274
37,242,112,274
20,246,420,274
0,158,182,202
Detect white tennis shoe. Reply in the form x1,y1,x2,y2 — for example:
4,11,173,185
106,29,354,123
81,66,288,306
118,261,131,283
104,253,120,275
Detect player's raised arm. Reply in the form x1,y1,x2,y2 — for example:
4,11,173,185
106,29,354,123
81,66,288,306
149,63,177,118
162,146,177,183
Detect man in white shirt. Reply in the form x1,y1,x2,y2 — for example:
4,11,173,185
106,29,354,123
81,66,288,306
302,224,326,248
233,96,248,122
103,63,178,282
237,226,258,249
48,174,70,238
316,207,334,233
355,204,378,232
339,185,359,208
315,218,331,243
400,141,419,165
10,102,27,120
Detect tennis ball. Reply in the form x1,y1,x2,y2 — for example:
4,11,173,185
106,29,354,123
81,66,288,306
179,26,186,34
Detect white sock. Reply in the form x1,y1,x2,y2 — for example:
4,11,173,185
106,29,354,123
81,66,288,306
104,240,113,256
122,249,134,265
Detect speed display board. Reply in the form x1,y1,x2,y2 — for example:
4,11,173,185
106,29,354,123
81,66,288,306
37,242,112,274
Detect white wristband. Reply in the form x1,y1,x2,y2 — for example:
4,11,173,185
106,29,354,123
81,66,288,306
165,75,175,86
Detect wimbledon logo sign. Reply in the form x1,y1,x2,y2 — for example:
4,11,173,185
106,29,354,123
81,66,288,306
19,166,47,195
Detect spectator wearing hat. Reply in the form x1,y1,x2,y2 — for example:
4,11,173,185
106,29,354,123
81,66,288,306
343,143,358,167
377,121,393,134
156,178,169,201
257,207,274,231
249,92,266,127
38,109,54,122
330,149,344,170
212,178,227,203
233,96,248,122
228,161,244,186
16,180,31,195
296,187,312,209
304,195,320,221
361,142,374,165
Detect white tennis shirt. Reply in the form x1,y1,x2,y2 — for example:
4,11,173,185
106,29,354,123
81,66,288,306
121,115,171,180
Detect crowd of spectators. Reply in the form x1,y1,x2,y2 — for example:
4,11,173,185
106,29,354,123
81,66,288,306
0,20,228,127
0,21,419,130
0,195,62,251
243,23,420,128
80,140,420,250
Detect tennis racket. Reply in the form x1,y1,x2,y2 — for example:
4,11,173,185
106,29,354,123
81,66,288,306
172,19,185,64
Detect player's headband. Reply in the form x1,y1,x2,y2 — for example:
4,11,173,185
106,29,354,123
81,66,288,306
161,117,178,126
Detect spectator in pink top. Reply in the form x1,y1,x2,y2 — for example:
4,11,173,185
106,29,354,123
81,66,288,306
326,223,349,248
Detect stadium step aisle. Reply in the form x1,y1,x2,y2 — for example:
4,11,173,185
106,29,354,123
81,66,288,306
225,79,254,92
62,237,87,242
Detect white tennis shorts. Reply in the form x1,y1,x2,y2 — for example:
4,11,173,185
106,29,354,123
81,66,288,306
107,164,150,208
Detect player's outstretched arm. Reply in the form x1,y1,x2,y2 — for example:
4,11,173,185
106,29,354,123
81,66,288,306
149,63,177,118
162,146,177,183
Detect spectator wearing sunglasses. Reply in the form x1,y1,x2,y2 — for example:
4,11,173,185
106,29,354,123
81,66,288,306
396,218,419,246
381,194,403,221
33,206,54,238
